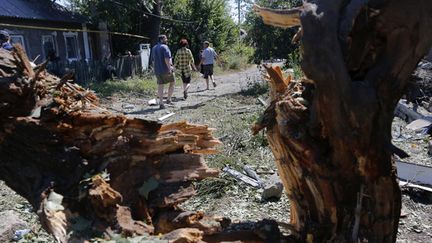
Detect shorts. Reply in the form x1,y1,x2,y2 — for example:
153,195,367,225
202,64,214,79
156,73,175,84
180,71,191,84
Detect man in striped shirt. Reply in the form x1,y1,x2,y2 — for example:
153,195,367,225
174,39,196,99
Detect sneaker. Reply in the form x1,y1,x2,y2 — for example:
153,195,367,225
159,104,165,109
183,91,188,99
212,81,217,87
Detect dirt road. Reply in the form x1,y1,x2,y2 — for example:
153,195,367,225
105,65,263,121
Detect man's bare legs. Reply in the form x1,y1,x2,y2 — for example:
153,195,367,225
205,77,209,90
209,75,216,87
167,81,174,102
158,84,165,108
158,81,174,109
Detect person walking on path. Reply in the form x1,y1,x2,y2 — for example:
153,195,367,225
0,31,13,51
174,39,197,99
199,41,219,90
151,35,175,109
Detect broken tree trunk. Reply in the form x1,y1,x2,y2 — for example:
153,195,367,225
0,46,283,242
254,1,432,242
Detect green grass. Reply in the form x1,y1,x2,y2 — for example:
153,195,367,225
240,79,269,97
219,42,255,71
176,95,274,199
287,48,303,79
88,74,191,97
89,77,157,97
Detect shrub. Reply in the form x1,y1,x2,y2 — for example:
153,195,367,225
286,48,303,79
220,42,255,70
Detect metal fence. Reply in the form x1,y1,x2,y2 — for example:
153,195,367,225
46,55,146,84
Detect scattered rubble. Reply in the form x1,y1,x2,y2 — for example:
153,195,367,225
0,210,28,242
406,59,432,114
0,45,289,242
223,166,261,188
0,42,432,242
261,174,284,201
406,119,432,133
244,165,262,187
13,229,31,241
428,140,432,156
158,112,176,121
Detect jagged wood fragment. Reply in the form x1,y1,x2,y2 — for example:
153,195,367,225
0,46,222,241
253,4,301,29
0,46,285,242
254,1,432,242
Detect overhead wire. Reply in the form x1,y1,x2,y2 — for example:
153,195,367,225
0,23,149,39
106,0,199,24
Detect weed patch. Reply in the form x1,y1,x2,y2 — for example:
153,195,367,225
287,48,302,79
220,43,255,70
89,77,156,97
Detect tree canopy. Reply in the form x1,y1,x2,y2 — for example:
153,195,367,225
72,0,237,59
244,0,301,63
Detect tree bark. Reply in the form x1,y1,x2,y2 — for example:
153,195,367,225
0,46,280,242
254,0,432,242
0,46,221,242
149,0,162,46
0,46,282,242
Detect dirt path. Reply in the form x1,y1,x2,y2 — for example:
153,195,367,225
105,65,262,121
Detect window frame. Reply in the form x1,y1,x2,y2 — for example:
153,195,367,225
10,35,26,52
42,35,57,59
63,32,80,62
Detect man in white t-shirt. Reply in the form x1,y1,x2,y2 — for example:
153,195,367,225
199,41,219,90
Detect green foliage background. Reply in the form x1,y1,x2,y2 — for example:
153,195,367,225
72,0,238,62
71,0,304,68
244,0,302,63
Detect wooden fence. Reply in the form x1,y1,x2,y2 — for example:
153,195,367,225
46,55,146,84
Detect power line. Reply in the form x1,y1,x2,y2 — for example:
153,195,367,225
142,9,198,24
0,23,149,39
107,0,199,24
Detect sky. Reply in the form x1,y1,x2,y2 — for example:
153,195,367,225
229,0,246,24
56,0,70,7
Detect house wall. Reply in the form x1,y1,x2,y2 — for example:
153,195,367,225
0,18,90,64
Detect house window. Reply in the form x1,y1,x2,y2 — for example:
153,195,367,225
10,35,26,51
42,35,57,59
64,33,79,61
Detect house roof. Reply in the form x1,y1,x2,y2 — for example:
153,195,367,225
0,0,89,24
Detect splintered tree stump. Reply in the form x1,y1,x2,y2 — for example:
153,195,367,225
0,46,281,242
254,1,432,242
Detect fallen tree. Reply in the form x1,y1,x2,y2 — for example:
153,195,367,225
254,0,432,242
0,47,281,242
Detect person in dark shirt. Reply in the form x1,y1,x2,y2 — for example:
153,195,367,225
0,31,13,51
151,35,175,109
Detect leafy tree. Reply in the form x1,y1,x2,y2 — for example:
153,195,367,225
71,0,163,54
244,0,302,63
162,0,237,62
71,0,237,60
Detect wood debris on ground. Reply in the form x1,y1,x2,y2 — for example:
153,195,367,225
0,45,281,242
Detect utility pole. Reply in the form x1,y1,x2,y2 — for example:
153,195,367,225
237,0,241,41
238,0,241,25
